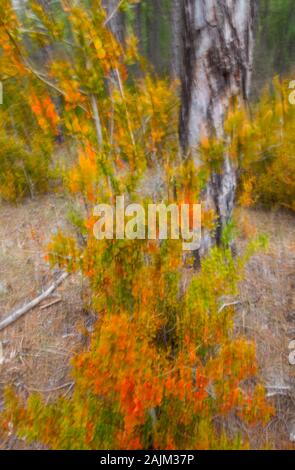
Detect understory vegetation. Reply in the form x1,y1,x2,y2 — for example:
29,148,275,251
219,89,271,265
0,0,294,450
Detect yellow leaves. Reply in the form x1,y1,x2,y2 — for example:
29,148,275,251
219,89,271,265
275,100,284,117
68,145,97,196
0,1,18,30
50,62,82,104
93,37,106,60
79,152,97,177
224,105,248,135
68,168,80,194
239,177,256,208
262,109,273,123
239,76,295,211
47,231,80,272
201,208,216,231
125,35,139,64
151,128,164,144
68,6,92,33
65,114,89,135
30,0,63,40
200,136,225,171
63,81,84,109
0,4,25,77
61,2,123,76
239,384,274,426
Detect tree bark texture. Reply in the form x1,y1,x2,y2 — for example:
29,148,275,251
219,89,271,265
180,0,256,249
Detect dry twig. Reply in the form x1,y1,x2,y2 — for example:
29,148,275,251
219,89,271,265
0,272,69,331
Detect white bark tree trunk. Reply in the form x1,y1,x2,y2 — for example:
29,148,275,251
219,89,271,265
180,0,257,251
103,0,125,42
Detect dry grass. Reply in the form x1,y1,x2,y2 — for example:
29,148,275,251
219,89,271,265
0,195,91,449
236,208,295,449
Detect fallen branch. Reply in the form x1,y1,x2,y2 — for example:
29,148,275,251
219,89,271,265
218,300,241,314
266,385,292,398
0,272,69,331
24,381,74,394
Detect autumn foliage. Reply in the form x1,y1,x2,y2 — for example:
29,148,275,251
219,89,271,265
2,237,273,450
0,0,277,450
238,78,295,211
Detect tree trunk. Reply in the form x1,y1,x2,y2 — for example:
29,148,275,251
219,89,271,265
180,0,257,251
134,2,143,54
103,0,125,43
170,0,182,78
147,0,162,72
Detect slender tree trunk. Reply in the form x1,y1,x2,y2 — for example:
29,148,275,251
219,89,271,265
170,0,182,78
180,0,257,251
147,0,162,72
103,0,125,42
134,2,143,53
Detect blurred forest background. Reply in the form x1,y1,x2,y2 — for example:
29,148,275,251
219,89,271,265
93,0,295,90
0,0,295,451
12,0,295,86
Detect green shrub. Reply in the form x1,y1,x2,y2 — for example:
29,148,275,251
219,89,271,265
0,133,52,202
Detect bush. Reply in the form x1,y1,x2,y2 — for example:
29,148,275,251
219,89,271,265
0,230,273,450
0,133,52,202
237,77,295,211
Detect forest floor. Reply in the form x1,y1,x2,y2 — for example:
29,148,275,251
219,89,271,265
0,195,294,449
236,208,295,449
0,195,93,449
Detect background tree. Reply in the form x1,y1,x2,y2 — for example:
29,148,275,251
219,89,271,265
170,0,181,78
253,0,295,95
103,0,126,42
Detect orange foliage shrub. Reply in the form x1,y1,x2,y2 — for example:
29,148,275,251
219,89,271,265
1,235,273,449
236,78,295,211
